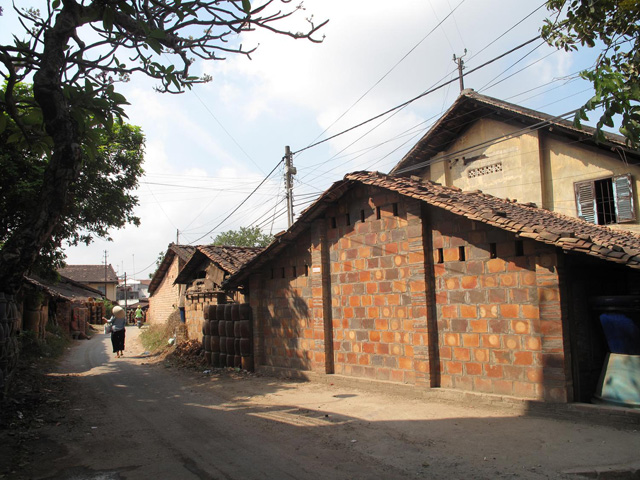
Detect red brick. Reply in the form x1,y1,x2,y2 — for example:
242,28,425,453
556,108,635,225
487,258,506,273
442,305,458,318
462,333,480,347
376,343,389,355
445,278,460,290
459,305,477,319
504,335,521,350
398,356,412,370
526,367,544,383
479,305,498,318
473,348,489,363
500,304,519,318
443,248,459,262
481,275,498,288
522,272,536,286
541,320,562,336
492,350,511,364
447,361,463,374
462,276,478,289
453,348,471,361
444,333,460,347
523,305,540,319
474,377,492,392
410,280,426,292
486,364,503,378
375,319,388,330
369,331,381,342
514,351,534,365
470,319,488,332
482,334,501,348
511,320,529,334
466,362,482,375
499,273,517,287
381,332,395,343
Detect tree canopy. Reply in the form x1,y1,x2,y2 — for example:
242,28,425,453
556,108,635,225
0,1,326,294
542,0,640,148
212,226,273,248
0,86,145,277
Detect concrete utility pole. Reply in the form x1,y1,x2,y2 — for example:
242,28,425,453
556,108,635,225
284,146,297,228
453,49,467,92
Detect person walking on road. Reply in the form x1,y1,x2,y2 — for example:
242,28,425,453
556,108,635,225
103,306,126,358
134,306,143,327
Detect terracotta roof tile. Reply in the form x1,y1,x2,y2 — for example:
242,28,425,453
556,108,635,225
198,245,264,275
58,264,118,283
347,171,640,268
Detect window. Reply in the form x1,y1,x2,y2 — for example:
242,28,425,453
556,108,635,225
574,174,635,225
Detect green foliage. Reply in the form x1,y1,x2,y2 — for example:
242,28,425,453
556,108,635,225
18,324,71,361
542,0,640,147
0,84,145,275
149,250,166,279
212,226,273,248
0,1,325,294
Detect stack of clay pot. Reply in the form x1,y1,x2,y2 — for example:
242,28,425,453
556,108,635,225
201,303,253,371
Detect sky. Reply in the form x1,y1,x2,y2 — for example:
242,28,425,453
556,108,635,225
3,0,605,282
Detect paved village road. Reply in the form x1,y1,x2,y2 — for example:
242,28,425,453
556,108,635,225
17,327,640,480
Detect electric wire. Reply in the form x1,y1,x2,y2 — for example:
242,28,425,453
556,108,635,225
292,35,541,157
189,158,284,244
300,0,468,151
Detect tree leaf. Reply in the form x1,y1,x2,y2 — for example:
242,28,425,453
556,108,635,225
242,0,251,14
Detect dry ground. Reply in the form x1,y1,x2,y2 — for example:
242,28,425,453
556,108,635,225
1,327,640,480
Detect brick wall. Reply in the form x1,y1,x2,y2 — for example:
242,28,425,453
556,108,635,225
250,229,326,372
326,186,429,384
148,257,181,326
430,208,569,400
245,185,573,402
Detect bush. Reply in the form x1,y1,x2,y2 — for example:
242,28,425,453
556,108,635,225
18,323,71,361
139,311,183,353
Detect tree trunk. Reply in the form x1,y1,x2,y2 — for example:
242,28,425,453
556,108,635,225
0,4,83,295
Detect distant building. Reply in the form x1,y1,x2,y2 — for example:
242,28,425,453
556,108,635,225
58,264,118,301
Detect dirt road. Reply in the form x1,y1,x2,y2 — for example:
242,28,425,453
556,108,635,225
8,327,640,479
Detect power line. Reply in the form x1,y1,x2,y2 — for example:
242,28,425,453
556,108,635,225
300,0,468,152
189,158,285,244
292,36,541,157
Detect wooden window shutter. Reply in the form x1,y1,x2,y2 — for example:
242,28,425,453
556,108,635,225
613,173,636,223
574,180,597,224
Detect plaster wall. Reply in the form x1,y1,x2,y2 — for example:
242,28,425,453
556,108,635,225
426,118,543,206
542,134,640,233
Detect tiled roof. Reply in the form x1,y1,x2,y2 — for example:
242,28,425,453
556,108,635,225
199,245,263,275
148,244,197,295
390,89,640,176
349,171,640,268
25,274,104,301
225,171,640,287
174,245,263,285
58,264,118,283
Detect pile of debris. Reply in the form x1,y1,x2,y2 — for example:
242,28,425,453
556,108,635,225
163,339,205,370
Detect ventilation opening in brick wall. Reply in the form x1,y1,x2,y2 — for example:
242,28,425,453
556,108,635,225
489,243,497,259
437,248,444,264
331,217,337,228
346,213,351,226
393,203,399,216
305,264,309,276
360,209,365,222
458,246,466,261
292,266,297,278
376,206,381,220
515,240,524,256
